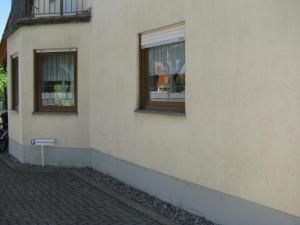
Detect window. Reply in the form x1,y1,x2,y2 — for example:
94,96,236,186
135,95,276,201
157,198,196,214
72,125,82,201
35,51,77,113
140,23,185,113
11,56,19,111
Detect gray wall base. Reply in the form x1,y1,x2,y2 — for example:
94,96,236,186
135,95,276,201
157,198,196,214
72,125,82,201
9,139,91,167
9,138,300,225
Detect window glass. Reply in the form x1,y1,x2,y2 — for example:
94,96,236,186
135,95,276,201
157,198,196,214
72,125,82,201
148,42,185,103
11,57,19,110
40,54,75,107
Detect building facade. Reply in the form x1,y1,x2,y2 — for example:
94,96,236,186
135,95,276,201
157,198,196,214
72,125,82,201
1,1,300,225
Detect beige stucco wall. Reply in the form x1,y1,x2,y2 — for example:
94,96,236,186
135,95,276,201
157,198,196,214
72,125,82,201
7,0,300,219
7,29,23,144
89,0,300,217
7,23,91,148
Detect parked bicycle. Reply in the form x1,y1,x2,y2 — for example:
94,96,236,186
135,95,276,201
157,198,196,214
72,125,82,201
0,112,8,153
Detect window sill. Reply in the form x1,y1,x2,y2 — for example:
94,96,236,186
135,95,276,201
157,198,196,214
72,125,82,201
32,112,78,116
135,109,185,117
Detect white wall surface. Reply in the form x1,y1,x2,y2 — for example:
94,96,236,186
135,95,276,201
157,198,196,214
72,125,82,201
7,0,300,218
7,29,23,144
8,23,91,148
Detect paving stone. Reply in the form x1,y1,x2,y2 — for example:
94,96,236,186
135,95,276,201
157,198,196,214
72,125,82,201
0,161,161,225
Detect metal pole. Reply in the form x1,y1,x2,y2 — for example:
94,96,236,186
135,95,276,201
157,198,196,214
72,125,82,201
41,145,44,168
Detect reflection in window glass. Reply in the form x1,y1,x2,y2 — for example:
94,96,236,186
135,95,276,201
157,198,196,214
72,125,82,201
148,42,185,102
40,54,75,107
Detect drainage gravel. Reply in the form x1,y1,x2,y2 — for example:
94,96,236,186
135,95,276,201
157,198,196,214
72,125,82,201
81,167,218,225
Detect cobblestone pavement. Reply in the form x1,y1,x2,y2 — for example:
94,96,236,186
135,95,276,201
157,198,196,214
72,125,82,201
0,160,161,225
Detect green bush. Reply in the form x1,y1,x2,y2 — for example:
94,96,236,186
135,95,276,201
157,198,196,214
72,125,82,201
0,67,7,102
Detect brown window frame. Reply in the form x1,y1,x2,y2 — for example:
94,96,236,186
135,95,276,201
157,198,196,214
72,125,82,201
34,51,78,113
11,56,19,111
139,35,185,113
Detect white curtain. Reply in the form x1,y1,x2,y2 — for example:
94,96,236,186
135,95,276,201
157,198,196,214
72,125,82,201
41,54,75,106
148,42,185,76
41,55,74,82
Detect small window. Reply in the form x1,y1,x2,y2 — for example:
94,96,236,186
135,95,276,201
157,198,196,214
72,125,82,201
140,23,185,113
11,56,19,111
35,51,77,113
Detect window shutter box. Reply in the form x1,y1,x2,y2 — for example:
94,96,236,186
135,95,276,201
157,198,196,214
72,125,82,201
141,23,185,49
